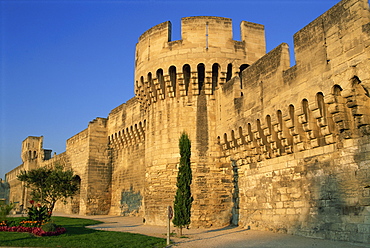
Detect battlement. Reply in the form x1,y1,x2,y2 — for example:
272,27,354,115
216,0,370,159
21,136,49,164
134,16,266,108
138,16,236,46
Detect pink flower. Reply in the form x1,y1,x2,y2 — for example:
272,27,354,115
0,225,66,236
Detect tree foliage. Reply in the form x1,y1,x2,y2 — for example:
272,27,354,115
173,132,193,236
17,165,79,215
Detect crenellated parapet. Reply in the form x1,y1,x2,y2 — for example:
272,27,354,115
108,120,146,149
219,78,370,162
134,16,266,109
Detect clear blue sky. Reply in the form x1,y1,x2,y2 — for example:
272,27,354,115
1,0,339,179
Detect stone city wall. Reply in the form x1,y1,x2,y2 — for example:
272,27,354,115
216,0,370,243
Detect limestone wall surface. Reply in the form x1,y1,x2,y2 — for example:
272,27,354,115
6,165,24,206
216,0,370,243
107,97,147,216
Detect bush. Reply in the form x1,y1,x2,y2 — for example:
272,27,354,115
4,219,22,227
27,200,50,225
41,222,57,232
0,203,15,221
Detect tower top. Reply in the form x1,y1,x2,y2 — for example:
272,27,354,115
134,16,266,107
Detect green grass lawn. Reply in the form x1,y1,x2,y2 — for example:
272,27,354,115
0,217,166,248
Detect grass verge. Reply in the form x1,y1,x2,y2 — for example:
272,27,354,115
0,216,166,248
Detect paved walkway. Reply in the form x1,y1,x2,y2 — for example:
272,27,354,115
54,212,369,248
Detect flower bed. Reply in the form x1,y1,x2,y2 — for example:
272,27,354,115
0,225,66,236
0,201,66,237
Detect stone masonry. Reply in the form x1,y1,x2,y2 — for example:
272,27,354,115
5,0,370,243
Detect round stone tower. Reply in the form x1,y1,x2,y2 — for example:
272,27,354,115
135,16,266,106
135,16,266,227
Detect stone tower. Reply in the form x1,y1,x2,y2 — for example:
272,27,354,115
7,136,51,206
133,17,266,226
20,136,52,168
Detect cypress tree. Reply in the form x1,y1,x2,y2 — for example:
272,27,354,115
173,132,193,236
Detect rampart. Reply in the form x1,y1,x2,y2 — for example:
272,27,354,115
5,0,370,243
215,0,370,242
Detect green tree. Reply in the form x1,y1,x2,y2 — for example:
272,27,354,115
17,164,79,216
173,132,193,237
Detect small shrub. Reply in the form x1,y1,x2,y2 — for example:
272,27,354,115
27,200,50,225
41,222,57,232
6,219,22,227
0,203,15,221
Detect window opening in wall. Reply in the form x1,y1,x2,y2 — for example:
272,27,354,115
231,130,236,147
147,72,152,84
226,63,232,82
169,66,177,96
239,64,249,89
156,69,165,98
238,126,243,142
352,76,370,97
183,64,191,95
333,85,342,96
256,119,262,133
212,63,219,93
289,105,295,125
224,133,229,149
316,92,325,118
302,99,309,122
140,76,144,95
247,123,253,140
277,110,283,127
266,115,272,132
148,72,156,99
198,63,205,94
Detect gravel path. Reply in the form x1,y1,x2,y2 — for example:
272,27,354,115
54,213,369,248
